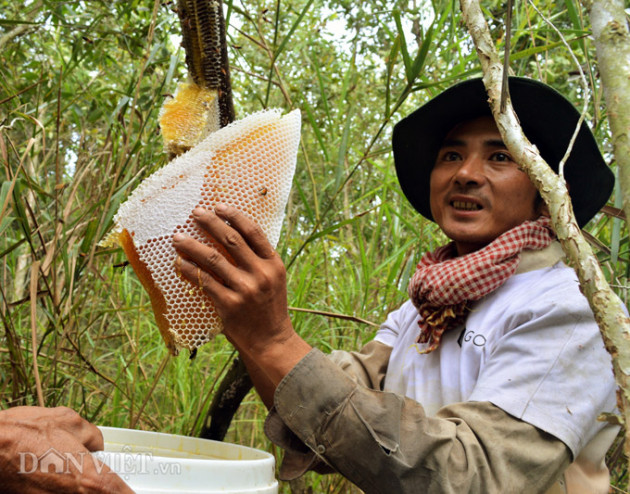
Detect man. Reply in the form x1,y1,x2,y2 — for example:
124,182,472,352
173,77,618,492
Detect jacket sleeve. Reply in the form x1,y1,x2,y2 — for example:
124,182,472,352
265,347,570,494
264,339,392,478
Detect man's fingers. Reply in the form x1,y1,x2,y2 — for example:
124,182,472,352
187,207,259,269
173,205,286,310
173,232,238,288
204,205,276,260
81,423,105,453
176,254,229,300
43,406,104,452
60,408,104,452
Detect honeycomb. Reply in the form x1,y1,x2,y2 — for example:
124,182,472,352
159,82,221,156
108,109,301,355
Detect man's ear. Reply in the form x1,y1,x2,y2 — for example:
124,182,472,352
533,192,550,218
538,200,550,218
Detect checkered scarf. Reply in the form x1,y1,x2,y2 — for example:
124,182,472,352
408,216,554,353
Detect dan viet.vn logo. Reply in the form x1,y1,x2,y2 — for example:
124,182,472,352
19,448,101,475
18,446,180,477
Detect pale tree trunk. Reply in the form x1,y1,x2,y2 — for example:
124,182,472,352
0,1,42,52
584,0,630,227
460,0,630,473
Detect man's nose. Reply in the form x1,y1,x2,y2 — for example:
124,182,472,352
453,155,484,186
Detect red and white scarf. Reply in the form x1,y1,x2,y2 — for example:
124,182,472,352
408,216,555,353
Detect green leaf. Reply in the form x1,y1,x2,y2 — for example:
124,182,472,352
98,180,136,241
335,106,353,190
273,0,315,62
309,52,332,126
562,0,582,30
385,35,401,116
511,40,566,60
303,101,330,163
0,214,12,238
0,180,12,218
0,19,40,26
80,218,100,257
110,95,130,124
295,179,315,225
164,52,180,89
393,9,412,82
408,24,435,84
309,215,363,242
10,179,32,248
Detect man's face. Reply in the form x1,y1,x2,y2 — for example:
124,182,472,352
429,116,543,256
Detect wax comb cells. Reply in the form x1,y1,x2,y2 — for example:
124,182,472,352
108,109,301,355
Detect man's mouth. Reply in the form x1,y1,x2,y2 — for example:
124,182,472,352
451,200,482,211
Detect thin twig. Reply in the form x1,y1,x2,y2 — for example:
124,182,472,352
524,6,544,81
189,349,237,436
0,78,48,106
500,0,514,112
527,0,590,177
232,25,267,51
131,353,170,429
288,306,379,328
30,261,44,407
231,66,280,85
63,334,117,387
0,137,34,222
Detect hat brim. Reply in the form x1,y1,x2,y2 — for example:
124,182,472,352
392,77,613,228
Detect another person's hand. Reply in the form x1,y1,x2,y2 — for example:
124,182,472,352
173,205,311,384
0,406,134,493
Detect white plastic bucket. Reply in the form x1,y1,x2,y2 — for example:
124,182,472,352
93,426,278,494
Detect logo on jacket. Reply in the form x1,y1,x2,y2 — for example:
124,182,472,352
457,329,487,348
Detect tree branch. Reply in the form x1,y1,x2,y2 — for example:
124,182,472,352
0,1,43,52
460,0,630,469
584,0,630,234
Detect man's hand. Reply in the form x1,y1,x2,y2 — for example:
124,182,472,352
0,406,134,494
173,204,311,385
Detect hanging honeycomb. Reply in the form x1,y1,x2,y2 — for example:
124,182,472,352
106,109,301,355
159,82,221,156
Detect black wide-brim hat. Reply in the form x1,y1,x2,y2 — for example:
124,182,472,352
392,77,614,228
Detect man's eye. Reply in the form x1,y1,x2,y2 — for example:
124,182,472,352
491,152,512,162
441,151,461,161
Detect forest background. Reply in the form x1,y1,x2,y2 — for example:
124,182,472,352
1,0,629,492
